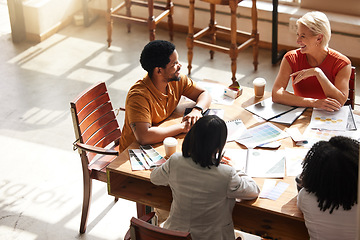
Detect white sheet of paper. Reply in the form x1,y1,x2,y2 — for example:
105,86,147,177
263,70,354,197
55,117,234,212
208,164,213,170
246,149,285,178
285,148,308,177
309,106,349,131
129,150,145,171
223,148,248,172
260,180,289,200
226,119,247,142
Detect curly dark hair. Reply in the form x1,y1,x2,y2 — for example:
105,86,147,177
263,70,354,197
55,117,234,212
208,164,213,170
182,115,227,168
140,40,175,79
300,136,359,213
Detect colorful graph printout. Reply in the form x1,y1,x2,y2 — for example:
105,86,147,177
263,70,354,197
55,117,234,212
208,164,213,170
236,122,288,149
309,106,349,131
301,126,355,148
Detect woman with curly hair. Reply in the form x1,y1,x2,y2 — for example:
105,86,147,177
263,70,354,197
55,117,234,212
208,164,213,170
298,136,358,239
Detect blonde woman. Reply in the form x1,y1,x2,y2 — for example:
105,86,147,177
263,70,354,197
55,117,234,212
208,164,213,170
272,11,351,111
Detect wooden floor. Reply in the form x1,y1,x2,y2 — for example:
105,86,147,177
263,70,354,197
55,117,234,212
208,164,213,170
0,6,359,240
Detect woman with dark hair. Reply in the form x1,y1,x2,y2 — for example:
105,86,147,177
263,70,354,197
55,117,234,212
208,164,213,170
150,115,260,240
298,136,359,240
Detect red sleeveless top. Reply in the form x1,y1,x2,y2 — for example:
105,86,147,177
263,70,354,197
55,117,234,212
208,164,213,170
285,48,350,99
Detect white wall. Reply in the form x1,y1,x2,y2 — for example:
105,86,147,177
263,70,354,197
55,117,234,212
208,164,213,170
22,0,81,41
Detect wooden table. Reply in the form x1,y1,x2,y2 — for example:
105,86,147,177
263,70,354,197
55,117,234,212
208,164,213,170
107,85,310,239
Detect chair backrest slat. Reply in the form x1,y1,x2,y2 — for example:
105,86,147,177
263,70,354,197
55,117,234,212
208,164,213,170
78,93,110,124
79,102,113,133
73,82,108,111
81,110,116,142
85,119,120,146
87,128,121,161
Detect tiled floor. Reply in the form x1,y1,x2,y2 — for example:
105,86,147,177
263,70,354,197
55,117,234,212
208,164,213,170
0,2,359,240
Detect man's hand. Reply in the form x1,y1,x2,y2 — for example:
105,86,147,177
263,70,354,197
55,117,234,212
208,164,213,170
182,108,203,126
313,97,341,111
179,120,191,133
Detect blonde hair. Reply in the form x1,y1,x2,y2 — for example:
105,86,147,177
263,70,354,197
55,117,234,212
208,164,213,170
297,11,331,48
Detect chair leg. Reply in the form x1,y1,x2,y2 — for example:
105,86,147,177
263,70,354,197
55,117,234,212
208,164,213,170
167,0,174,41
209,4,216,60
148,0,156,41
187,0,195,75
80,176,92,234
136,203,147,218
125,0,132,33
230,0,238,84
106,0,113,48
251,0,259,71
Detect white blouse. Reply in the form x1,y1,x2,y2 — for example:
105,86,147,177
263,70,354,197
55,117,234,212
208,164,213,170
297,188,357,240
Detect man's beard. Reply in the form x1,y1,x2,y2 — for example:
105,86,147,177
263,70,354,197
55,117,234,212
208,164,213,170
168,73,181,82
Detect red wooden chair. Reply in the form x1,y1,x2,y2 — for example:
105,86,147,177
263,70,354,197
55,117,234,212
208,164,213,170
124,212,192,240
71,82,122,233
345,66,356,109
123,212,252,240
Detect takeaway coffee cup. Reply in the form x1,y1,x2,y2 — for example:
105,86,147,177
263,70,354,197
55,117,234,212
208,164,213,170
253,77,266,98
163,137,178,158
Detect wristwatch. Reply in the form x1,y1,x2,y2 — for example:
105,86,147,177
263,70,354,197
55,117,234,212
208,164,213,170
193,105,204,114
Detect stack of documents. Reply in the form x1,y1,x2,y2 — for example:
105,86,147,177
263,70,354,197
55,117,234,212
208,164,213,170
245,97,306,125
129,145,166,171
224,147,309,178
224,148,286,178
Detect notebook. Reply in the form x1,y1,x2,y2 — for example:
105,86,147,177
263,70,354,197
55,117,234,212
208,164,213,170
245,97,299,122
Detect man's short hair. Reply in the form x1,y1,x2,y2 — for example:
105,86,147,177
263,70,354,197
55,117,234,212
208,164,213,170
140,40,176,79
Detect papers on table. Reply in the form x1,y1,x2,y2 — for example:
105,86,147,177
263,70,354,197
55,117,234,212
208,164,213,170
224,149,286,178
284,148,308,177
236,122,289,149
308,106,350,131
129,145,166,171
259,180,289,200
245,97,305,125
300,126,356,148
225,147,309,178
226,119,247,142
299,105,359,147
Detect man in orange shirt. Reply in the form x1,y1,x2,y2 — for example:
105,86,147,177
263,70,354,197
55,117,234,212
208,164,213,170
119,40,211,152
